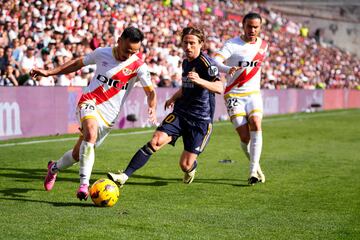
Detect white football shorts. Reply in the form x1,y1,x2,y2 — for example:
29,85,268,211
76,100,112,147
225,92,263,128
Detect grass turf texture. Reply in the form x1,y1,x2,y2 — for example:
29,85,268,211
0,109,359,239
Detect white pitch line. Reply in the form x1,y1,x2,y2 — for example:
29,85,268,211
0,130,154,148
0,109,356,148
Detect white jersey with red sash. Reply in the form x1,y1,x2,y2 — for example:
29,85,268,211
79,47,152,127
216,37,268,96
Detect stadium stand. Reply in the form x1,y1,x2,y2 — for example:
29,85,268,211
0,0,359,89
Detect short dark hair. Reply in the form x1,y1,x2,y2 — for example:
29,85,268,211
181,26,205,43
242,12,262,25
120,26,144,43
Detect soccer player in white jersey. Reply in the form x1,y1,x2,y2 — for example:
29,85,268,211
30,27,157,200
214,12,268,185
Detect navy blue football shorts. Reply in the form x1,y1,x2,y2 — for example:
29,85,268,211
157,113,213,155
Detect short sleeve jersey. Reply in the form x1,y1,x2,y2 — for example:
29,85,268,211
80,47,152,126
173,52,220,122
216,37,268,95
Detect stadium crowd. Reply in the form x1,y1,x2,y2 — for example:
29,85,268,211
0,0,359,89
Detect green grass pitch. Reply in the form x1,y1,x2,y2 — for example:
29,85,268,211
0,109,359,239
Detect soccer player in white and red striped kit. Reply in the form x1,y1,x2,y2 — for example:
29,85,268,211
214,12,268,185
30,27,157,200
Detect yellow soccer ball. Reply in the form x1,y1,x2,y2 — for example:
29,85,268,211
90,178,120,207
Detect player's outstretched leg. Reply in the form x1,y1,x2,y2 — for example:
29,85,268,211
44,161,58,191
44,150,77,191
108,142,155,187
107,172,128,188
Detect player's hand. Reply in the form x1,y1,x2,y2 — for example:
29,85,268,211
148,107,158,125
187,71,201,84
30,68,49,80
229,66,241,76
164,99,175,110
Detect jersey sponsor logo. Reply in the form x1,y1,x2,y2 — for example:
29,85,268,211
238,61,261,68
96,74,129,90
224,39,268,94
182,76,194,88
208,65,219,76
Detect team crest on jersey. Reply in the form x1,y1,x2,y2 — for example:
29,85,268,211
208,65,219,77
122,68,132,76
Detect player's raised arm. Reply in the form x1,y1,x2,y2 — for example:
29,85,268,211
30,57,85,79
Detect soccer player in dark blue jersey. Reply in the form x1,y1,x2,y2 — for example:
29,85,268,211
108,26,223,186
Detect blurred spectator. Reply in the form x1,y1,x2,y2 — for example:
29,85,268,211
37,62,56,87
158,75,173,87
36,48,53,69
19,47,36,75
0,0,358,89
0,47,6,72
11,39,23,64
72,69,90,87
0,64,19,86
150,72,160,87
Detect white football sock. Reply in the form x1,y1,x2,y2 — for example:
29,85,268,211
240,141,250,161
249,131,262,175
51,150,77,174
79,141,95,186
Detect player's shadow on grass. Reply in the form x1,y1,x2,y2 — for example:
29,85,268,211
0,167,249,187
0,187,94,207
0,197,94,207
0,187,40,198
130,174,250,187
0,167,110,184
191,179,250,187
0,167,48,181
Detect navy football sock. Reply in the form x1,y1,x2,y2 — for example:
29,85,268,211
124,143,156,177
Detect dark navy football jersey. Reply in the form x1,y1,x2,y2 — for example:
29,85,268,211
173,52,220,122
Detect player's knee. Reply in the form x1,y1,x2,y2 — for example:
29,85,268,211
150,132,169,151
149,139,161,151
81,121,98,143
180,160,197,172
180,162,191,172
239,135,250,144
249,116,262,131
236,125,250,143
83,129,97,143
